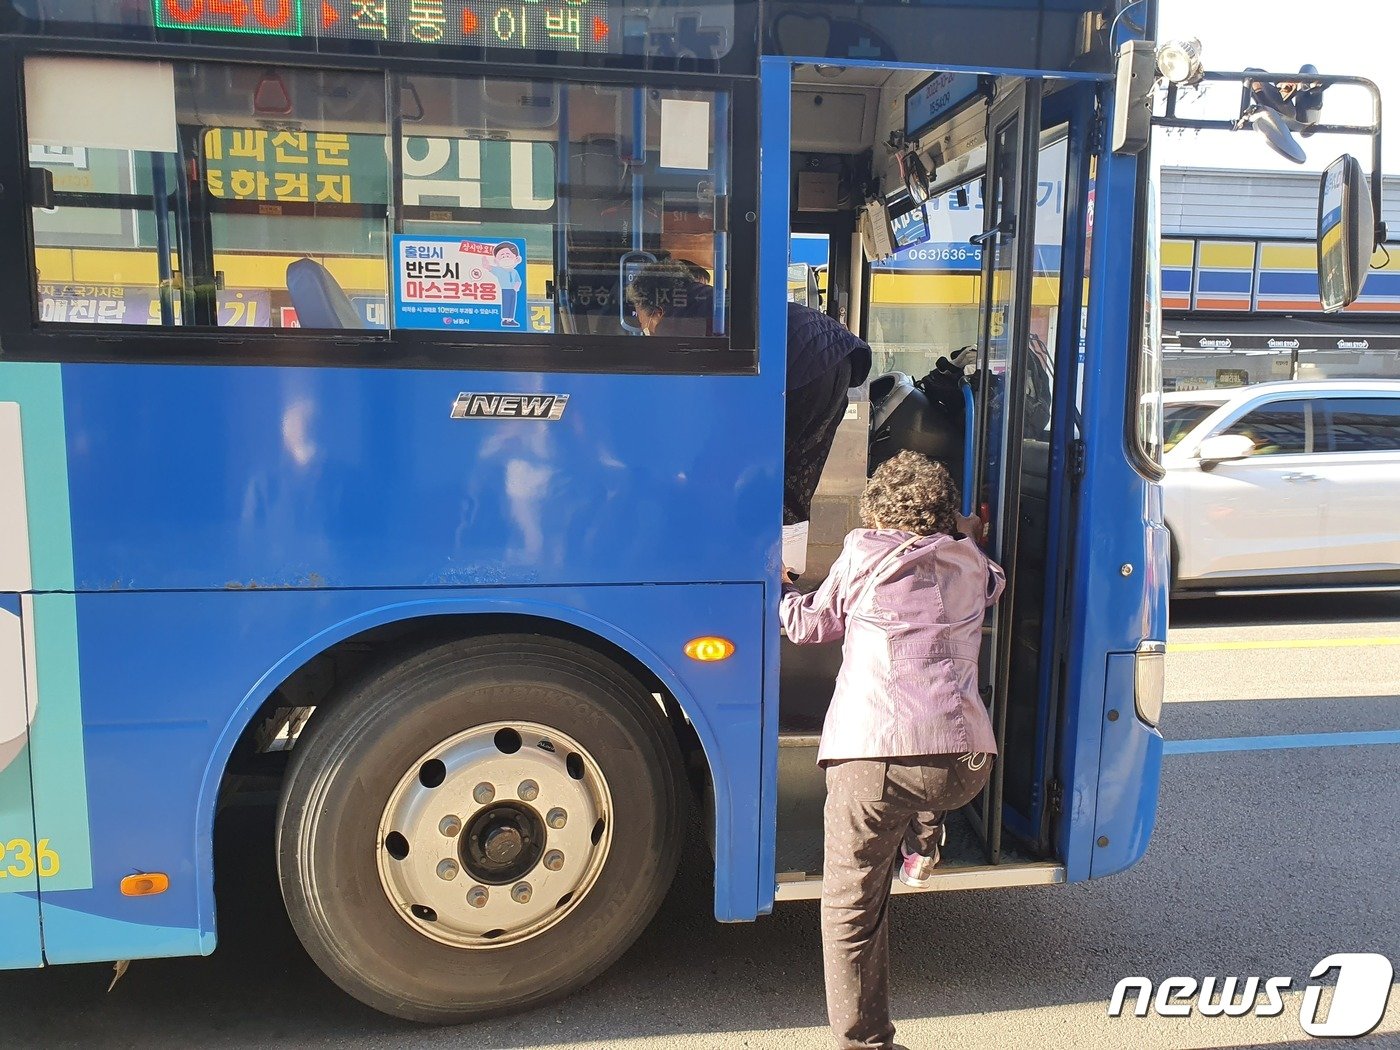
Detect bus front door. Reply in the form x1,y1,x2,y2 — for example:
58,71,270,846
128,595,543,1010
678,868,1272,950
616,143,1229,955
0,401,42,967
774,62,1072,896
967,77,1060,863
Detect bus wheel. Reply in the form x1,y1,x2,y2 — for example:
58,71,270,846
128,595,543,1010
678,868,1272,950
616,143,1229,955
276,635,686,1023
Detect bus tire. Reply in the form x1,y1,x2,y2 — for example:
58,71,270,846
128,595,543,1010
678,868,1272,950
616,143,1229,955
276,634,686,1024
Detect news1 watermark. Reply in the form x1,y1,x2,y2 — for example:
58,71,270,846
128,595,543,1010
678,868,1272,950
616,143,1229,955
1108,953,1394,1037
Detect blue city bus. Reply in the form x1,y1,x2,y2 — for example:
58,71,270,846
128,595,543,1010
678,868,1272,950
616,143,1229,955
0,0,1172,1023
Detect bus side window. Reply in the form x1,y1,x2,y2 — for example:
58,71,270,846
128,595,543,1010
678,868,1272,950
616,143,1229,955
22,59,742,356
24,58,392,332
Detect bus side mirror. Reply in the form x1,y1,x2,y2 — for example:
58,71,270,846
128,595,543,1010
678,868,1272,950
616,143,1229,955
1318,154,1376,312
1197,434,1255,470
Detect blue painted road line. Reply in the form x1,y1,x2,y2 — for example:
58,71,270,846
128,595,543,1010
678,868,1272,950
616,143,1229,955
1165,729,1400,755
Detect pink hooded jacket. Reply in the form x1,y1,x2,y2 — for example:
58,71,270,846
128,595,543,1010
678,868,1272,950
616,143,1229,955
779,528,1004,764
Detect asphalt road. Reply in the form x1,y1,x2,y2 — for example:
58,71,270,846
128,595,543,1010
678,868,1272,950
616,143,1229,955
4,593,1399,1049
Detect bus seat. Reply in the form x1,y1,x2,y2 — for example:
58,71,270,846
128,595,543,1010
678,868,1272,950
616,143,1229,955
286,258,364,329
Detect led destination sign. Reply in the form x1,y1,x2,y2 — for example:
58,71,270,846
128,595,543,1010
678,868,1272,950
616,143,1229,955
152,0,613,53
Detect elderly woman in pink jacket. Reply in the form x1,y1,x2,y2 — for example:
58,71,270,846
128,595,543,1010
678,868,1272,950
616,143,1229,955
780,449,1004,1050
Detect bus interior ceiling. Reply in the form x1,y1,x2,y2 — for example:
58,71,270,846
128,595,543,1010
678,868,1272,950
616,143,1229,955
777,67,1070,877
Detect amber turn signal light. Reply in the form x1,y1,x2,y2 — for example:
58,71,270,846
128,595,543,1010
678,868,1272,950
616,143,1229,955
684,636,735,662
120,873,169,897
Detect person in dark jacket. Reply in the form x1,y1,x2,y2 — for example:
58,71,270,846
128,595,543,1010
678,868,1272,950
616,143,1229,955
785,302,873,527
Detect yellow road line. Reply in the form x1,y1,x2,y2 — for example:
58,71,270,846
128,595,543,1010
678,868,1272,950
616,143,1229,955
1171,637,1400,653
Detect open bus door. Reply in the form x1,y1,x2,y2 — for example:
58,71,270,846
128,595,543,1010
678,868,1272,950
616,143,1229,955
774,61,1069,897
965,78,1054,864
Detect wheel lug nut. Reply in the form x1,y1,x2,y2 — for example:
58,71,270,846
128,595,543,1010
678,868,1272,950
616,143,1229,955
473,783,495,805
439,815,462,837
512,882,533,904
518,780,539,802
437,859,459,881
544,850,565,871
466,886,489,909
546,808,567,829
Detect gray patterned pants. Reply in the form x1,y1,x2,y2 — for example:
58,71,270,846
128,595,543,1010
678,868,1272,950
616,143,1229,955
821,756,993,1050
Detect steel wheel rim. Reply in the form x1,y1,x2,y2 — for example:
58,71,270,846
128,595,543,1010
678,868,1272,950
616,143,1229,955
376,721,613,949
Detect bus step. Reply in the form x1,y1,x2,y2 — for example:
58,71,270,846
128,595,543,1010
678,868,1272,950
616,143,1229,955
776,733,826,874
773,861,1066,901
774,732,1065,896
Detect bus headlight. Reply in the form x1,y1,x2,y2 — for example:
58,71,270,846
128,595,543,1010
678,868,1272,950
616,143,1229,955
1134,641,1166,726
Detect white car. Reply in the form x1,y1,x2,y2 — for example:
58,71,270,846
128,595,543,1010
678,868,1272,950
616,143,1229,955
1161,379,1400,595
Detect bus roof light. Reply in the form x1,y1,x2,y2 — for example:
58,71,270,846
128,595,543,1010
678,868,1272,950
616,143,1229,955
1156,38,1204,87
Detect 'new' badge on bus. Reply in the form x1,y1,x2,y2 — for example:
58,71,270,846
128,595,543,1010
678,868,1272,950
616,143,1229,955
451,393,570,420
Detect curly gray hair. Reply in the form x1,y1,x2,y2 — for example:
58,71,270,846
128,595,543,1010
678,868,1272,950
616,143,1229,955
859,450,959,536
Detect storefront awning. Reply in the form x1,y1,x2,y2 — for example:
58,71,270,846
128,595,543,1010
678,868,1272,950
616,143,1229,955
1165,317,1400,355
